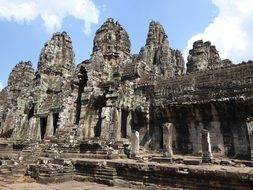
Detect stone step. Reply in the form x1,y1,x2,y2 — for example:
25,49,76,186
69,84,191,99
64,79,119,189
0,168,12,174
183,158,202,165
0,152,20,157
80,150,108,154
76,172,116,180
151,156,173,163
80,154,109,159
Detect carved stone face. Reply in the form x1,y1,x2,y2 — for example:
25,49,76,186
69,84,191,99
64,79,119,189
193,50,209,70
93,19,131,66
187,40,222,73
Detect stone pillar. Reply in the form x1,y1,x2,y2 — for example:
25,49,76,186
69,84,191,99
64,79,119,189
201,129,213,163
76,124,84,140
81,107,89,139
131,130,139,157
45,112,54,137
11,115,23,139
100,106,121,142
33,118,40,140
100,107,112,141
37,118,41,140
28,117,37,140
162,123,173,158
246,119,253,160
126,112,132,138
115,109,121,141
81,106,96,139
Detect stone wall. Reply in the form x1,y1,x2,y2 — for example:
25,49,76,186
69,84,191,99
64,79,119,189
155,61,253,104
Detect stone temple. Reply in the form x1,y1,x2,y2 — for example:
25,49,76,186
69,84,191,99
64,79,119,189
0,18,253,189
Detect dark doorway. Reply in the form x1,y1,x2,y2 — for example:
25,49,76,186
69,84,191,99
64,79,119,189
40,117,47,140
219,102,236,157
174,111,191,154
28,104,35,121
121,109,128,138
93,93,107,138
175,123,191,154
160,124,164,149
53,113,59,135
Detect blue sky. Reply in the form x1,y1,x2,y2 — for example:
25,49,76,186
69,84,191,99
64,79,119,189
1,0,253,89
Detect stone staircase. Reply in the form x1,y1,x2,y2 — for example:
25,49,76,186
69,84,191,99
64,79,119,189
23,137,130,184
73,159,117,186
0,140,43,182
78,138,130,160
0,136,131,185
0,140,21,181
1,137,253,189
56,125,77,144
27,157,75,184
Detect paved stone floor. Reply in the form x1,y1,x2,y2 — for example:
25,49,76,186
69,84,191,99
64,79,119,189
0,180,137,190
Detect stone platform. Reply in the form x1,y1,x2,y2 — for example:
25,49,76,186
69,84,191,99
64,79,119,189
0,140,252,190
21,156,253,189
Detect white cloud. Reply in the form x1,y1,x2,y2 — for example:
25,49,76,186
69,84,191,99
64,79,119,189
184,0,253,63
0,82,3,91
0,0,100,34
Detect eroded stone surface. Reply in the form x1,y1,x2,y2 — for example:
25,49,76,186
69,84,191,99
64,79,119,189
0,61,35,138
186,40,232,73
138,21,184,77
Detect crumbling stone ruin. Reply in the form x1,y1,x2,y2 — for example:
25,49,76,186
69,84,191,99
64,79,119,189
0,18,253,189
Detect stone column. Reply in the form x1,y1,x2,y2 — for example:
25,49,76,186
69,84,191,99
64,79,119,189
37,118,41,140
45,112,54,137
126,111,132,138
201,129,213,163
76,124,84,140
100,106,121,142
81,107,89,139
115,109,121,141
131,130,139,157
246,119,253,160
28,117,36,139
162,123,173,158
81,106,96,139
100,107,112,141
